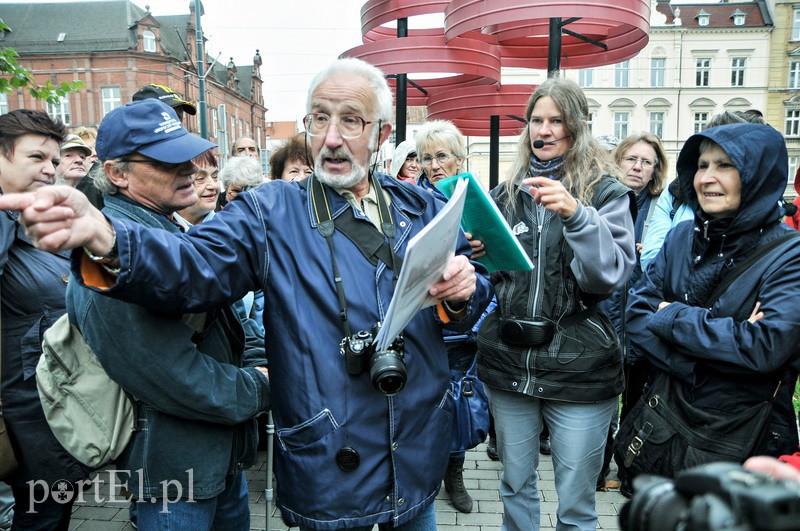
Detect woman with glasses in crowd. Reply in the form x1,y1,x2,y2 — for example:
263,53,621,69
477,78,635,531
598,132,668,494
0,110,92,529
415,119,485,514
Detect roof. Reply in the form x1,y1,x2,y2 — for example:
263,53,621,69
0,0,258,99
155,14,192,62
0,1,146,53
655,1,771,29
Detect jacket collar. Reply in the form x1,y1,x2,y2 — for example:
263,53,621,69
102,193,182,233
301,172,427,229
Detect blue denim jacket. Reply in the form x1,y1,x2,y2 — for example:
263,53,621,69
67,194,270,500
71,175,493,529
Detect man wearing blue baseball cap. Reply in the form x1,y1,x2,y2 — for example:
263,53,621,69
67,98,271,529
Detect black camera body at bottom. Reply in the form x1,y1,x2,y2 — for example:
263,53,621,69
620,462,800,531
340,323,406,396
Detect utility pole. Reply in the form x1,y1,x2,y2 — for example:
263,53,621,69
195,0,208,138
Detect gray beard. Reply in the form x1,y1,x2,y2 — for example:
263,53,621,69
315,161,367,190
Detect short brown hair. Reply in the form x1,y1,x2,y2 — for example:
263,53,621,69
0,109,66,158
269,133,311,180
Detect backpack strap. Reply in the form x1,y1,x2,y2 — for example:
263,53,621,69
704,232,800,308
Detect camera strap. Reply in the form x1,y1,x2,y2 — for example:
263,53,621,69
310,173,402,336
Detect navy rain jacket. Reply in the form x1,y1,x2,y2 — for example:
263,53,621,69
626,123,800,457
70,173,493,529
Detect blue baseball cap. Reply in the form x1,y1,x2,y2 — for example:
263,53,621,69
96,99,215,163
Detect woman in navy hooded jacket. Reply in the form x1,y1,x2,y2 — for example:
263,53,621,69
627,122,800,460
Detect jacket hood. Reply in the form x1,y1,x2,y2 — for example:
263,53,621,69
676,123,787,235
390,140,417,179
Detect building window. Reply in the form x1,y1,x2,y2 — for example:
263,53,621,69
786,109,800,136
696,58,711,87
0,93,7,115
615,61,629,88
578,69,593,88
143,30,156,53
614,112,629,139
47,96,70,125
694,112,709,133
733,13,746,26
794,10,800,40
698,15,709,27
731,58,746,87
790,61,800,89
586,112,594,133
651,58,665,87
101,86,121,116
789,156,799,185
649,112,664,138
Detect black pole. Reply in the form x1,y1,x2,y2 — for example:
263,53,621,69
396,18,408,145
489,115,500,190
548,17,562,78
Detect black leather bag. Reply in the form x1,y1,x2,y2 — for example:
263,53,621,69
614,371,775,479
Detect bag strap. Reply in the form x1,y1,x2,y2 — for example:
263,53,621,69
310,174,403,274
640,196,660,244
704,232,800,308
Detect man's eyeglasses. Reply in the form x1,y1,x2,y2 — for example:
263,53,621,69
421,152,453,166
119,158,183,172
303,113,372,140
621,156,656,169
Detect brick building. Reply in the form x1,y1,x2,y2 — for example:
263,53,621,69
0,0,266,155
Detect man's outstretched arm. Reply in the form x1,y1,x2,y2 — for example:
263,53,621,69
0,185,116,259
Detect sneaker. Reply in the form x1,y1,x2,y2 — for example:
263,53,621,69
539,436,551,456
486,436,499,461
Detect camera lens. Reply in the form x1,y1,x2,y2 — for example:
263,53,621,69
621,476,687,531
370,349,406,396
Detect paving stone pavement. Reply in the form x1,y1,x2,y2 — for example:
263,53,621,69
67,441,628,530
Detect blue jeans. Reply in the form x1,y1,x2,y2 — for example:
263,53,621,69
136,472,249,531
299,501,436,531
485,387,616,531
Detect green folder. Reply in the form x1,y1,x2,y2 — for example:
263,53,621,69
435,172,533,273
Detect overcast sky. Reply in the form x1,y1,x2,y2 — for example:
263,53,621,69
9,0,721,122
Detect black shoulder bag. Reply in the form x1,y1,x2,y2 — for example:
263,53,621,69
614,232,800,480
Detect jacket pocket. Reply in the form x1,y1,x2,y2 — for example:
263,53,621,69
277,409,339,452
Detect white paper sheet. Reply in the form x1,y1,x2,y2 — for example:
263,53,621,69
375,177,469,350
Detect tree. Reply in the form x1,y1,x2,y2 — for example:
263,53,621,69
0,18,83,105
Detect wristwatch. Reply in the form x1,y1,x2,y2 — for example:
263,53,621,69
83,230,119,265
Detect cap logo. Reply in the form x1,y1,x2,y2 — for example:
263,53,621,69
155,112,182,134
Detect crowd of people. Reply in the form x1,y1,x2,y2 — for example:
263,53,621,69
0,56,798,531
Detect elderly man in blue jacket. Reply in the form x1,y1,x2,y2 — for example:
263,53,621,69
4,58,492,531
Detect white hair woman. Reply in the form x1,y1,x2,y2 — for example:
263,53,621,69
219,156,265,205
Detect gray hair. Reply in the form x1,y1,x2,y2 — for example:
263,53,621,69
306,58,393,122
219,156,264,190
91,159,131,195
415,120,467,160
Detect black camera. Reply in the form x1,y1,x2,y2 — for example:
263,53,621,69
620,462,800,531
340,323,406,396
